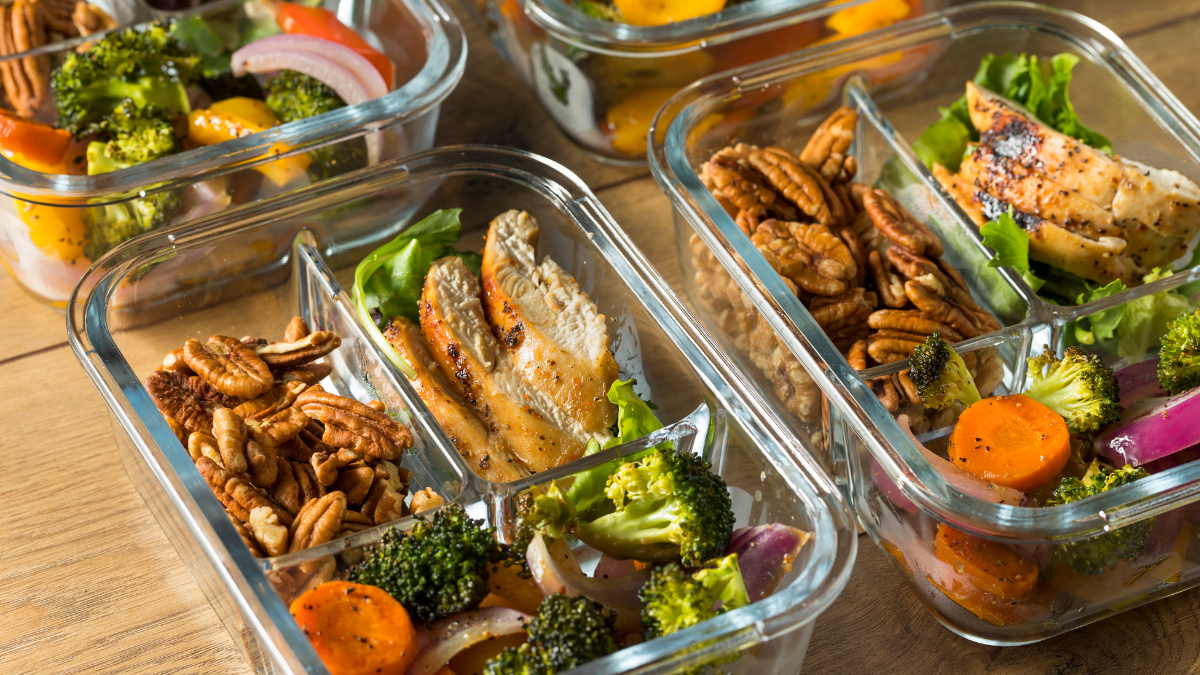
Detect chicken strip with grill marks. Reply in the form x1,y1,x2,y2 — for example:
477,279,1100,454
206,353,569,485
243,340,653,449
481,210,619,438
420,256,590,472
383,316,526,483
966,82,1200,266
933,163,1135,285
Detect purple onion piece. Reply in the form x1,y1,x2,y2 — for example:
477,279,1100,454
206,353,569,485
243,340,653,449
1095,388,1200,467
526,532,649,611
870,455,918,513
725,524,812,601
1114,359,1165,409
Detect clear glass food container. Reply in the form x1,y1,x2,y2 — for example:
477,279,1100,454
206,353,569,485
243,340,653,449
68,145,856,674
649,1,1200,643
456,0,944,164
0,0,464,309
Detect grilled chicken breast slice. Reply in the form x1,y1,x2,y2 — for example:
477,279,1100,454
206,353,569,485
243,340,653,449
958,143,1120,241
421,256,590,472
481,210,619,438
933,163,1135,285
383,316,525,483
967,82,1200,261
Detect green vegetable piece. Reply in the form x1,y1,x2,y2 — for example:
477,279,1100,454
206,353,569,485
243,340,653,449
1046,459,1152,576
1158,309,1200,394
264,70,368,181
979,210,1044,292
83,190,184,260
353,209,483,331
484,594,618,675
908,331,981,411
640,553,750,640
1023,346,1120,434
51,18,201,138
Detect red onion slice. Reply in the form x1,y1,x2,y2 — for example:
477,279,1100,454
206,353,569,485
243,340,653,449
525,533,649,611
408,608,531,675
724,524,810,601
231,35,386,164
593,554,638,580
898,415,1025,505
1114,359,1165,409
1095,388,1200,467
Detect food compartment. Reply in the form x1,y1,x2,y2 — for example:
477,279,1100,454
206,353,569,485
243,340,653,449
461,0,943,163
0,0,464,308
70,146,856,674
651,2,1200,643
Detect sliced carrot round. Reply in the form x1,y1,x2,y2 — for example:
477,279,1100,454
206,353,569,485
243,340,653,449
947,394,1070,493
290,581,417,675
934,524,1038,602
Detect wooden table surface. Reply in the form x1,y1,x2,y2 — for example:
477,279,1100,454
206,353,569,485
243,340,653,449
4,0,1200,672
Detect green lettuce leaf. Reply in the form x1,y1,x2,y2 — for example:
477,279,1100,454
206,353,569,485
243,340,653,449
353,208,482,326
1113,268,1195,359
569,379,663,520
979,211,1044,292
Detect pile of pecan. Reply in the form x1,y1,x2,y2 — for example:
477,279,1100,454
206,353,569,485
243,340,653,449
146,316,444,559
0,0,115,118
692,106,1003,424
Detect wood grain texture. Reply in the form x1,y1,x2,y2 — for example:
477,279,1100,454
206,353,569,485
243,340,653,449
0,0,1199,673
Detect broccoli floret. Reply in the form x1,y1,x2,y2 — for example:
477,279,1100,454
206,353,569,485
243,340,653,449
484,594,618,675
908,331,981,410
52,19,201,138
1158,309,1200,395
575,0,623,21
83,190,183,260
1023,346,1120,434
348,503,508,623
263,70,367,180
89,100,181,169
573,446,734,567
1046,459,1153,576
640,553,750,641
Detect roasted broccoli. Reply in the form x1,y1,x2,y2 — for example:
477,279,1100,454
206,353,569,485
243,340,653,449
264,70,367,181
908,331,981,410
83,190,184,260
1023,346,1120,434
52,18,200,138
573,446,735,567
348,503,508,623
1045,459,1153,576
1158,309,1200,395
86,100,181,172
640,553,750,641
483,594,618,675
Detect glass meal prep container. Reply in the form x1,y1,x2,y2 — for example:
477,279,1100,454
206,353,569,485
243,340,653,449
0,0,464,309
649,0,1200,644
456,0,945,164
68,145,856,675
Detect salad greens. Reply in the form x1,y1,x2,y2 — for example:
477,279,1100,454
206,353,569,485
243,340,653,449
913,52,1111,171
354,209,483,327
979,210,1043,293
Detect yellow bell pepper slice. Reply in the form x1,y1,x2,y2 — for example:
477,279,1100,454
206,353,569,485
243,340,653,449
209,97,281,130
188,104,311,187
6,143,89,263
605,86,679,157
612,0,725,26
825,0,911,38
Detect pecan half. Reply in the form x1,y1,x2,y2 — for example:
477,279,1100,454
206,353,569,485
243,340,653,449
410,487,445,514
863,189,943,257
271,458,326,516
895,371,921,407
361,461,408,525
800,106,858,182
868,309,963,343
162,348,193,374
196,457,292,527
284,316,310,343
289,491,346,553
904,280,980,339
254,406,310,446
72,1,116,37
848,339,868,371
187,431,224,466
749,148,841,227
0,1,49,119
234,381,307,421
212,408,250,475
32,0,77,35
811,296,871,333
705,151,798,222
246,439,278,489
230,515,264,558
282,363,333,386
874,377,900,412
146,370,241,436
185,336,274,399
867,250,907,309
332,465,375,507
839,226,867,288
255,331,341,369
296,390,412,460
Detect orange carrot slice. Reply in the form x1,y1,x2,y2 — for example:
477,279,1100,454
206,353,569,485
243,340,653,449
947,394,1070,493
934,524,1038,603
290,581,418,675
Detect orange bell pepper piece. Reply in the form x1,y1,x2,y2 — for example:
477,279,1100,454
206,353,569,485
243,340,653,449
612,0,725,26
188,103,311,187
0,109,71,168
276,3,395,88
